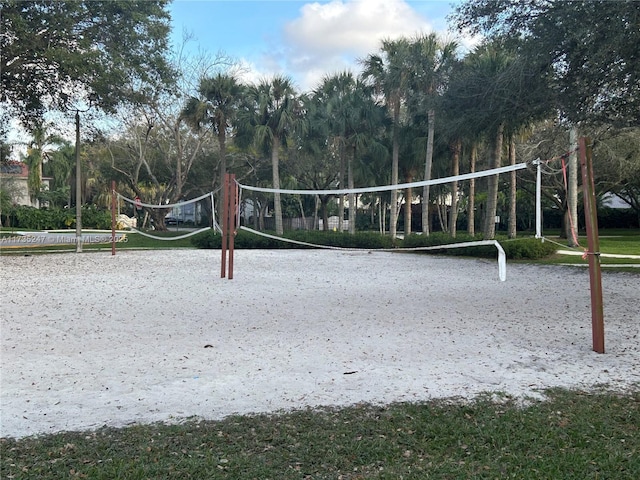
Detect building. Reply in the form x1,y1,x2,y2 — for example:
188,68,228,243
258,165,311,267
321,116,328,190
0,161,51,208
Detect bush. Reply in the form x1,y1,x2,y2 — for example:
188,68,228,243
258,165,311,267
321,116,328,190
79,205,111,230
501,238,558,259
403,233,557,260
191,229,395,250
440,237,557,260
3,205,111,230
402,232,480,248
191,229,557,260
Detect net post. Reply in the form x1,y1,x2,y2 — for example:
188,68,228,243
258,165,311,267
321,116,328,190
228,174,237,280
579,137,605,354
221,174,229,278
534,158,542,239
111,180,116,256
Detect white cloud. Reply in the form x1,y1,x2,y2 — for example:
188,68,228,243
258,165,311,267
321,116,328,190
286,0,430,54
279,0,436,92
226,0,476,94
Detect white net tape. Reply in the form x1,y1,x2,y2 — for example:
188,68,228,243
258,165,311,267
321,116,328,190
131,226,213,241
237,162,528,195
118,191,213,209
240,226,507,281
116,191,218,241
234,162,525,282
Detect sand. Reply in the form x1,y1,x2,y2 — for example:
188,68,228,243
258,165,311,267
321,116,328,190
1,248,638,438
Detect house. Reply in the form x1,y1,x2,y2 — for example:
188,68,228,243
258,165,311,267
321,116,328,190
0,161,51,208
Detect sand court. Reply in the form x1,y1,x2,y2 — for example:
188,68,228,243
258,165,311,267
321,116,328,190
1,249,638,438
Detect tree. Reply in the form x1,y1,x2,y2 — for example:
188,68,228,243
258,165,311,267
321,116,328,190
452,0,640,127
405,33,459,236
441,39,552,239
42,142,74,208
595,128,640,224
446,43,512,239
314,72,385,234
182,73,244,220
105,100,216,230
1,0,175,129
361,38,413,238
23,125,65,205
237,76,305,235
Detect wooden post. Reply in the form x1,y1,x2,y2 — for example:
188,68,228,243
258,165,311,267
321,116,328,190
228,175,237,280
221,174,229,278
111,180,116,256
221,173,237,279
579,137,605,353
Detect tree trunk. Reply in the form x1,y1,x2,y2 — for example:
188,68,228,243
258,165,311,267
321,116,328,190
390,102,400,239
567,126,579,246
449,139,461,238
404,184,412,236
297,195,307,228
253,195,259,230
467,143,477,236
259,202,267,230
313,195,320,231
508,135,517,239
348,145,356,234
483,123,504,239
422,109,435,235
218,127,227,224
338,145,345,232
437,194,448,232
271,136,283,235
320,195,330,231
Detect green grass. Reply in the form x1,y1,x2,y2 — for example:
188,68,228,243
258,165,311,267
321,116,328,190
1,389,639,479
0,229,197,254
529,232,640,272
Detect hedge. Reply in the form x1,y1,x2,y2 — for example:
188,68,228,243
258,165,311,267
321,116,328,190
191,230,557,260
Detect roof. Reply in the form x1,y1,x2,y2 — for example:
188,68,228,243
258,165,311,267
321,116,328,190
0,161,28,177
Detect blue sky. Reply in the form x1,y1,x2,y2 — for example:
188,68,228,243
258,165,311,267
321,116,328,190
168,0,466,92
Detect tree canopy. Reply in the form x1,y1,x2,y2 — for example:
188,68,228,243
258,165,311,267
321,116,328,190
451,0,640,126
0,0,176,129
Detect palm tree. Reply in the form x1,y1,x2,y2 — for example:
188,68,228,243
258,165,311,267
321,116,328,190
24,125,65,206
361,38,412,239
45,142,74,207
238,75,304,235
405,33,459,236
445,42,522,239
182,73,244,220
315,72,384,233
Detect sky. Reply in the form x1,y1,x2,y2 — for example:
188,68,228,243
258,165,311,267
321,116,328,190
6,0,468,154
168,0,469,93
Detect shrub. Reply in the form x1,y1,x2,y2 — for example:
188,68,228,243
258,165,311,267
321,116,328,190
191,229,395,250
402,232,480,248
80,205,111,230
191,229,557,260
3,205,111,230
403,233,557,260
501,238,558,259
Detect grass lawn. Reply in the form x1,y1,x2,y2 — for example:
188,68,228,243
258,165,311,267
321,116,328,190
530,230,640,271
0,229,197,254
1,389,638,479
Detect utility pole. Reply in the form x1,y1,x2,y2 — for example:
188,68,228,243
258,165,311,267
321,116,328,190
63,93,96,253
75,110,82,253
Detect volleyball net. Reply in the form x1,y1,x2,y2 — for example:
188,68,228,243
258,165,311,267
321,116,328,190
115,191,220,241
226,161,532,281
